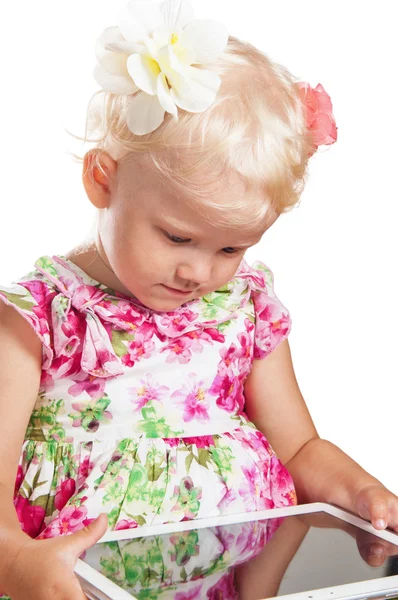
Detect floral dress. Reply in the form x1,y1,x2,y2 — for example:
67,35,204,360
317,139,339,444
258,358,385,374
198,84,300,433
0,255,296,597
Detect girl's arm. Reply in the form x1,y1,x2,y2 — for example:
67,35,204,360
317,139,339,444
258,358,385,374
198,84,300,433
243,339,398,531
0,300,43,569
0,301,107,600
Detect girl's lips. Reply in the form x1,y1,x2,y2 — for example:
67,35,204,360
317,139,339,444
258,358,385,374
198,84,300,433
162,284,192,296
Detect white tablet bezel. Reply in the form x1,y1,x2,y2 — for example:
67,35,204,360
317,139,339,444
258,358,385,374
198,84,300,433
74,502,398,600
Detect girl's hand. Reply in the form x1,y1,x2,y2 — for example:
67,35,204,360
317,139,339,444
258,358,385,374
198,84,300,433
2,513,108,600
355,484,398,532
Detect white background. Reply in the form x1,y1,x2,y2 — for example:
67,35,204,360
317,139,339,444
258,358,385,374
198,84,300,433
0,1,397,494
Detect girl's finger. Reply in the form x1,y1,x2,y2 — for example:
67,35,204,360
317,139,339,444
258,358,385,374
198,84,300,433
366,492,388,530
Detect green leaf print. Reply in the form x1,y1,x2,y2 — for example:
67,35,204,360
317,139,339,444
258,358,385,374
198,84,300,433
20,467,47,500
69,394,112,432
31,494,50,509
217,319,234,333
136,589,166,600
111,330,136,358
106,507,120,528
0,291,36,312
26,397,66,441
103,481,124,504
137,410,183,438
171,477,201,519
123,554,146,586
197,448,213,469
36,256,60,278
128,514,147,526
170,530,199,567
99,556,123,582
185,452,194,474
146,464,164,482
211,445,234,475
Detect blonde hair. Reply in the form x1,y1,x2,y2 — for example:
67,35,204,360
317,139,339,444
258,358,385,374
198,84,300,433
74,36,314,229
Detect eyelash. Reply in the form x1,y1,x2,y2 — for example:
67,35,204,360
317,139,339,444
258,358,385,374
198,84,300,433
165,232,239,255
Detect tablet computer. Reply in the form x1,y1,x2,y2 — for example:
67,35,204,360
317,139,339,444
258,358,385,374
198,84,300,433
74,502,398,600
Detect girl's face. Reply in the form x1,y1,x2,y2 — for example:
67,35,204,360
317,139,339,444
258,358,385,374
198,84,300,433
96,155,273,312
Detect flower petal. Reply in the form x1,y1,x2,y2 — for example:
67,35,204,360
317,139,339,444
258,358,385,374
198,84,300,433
179,19,229,64
99,52,129,78
106,40,147,55
93,64,139,95
152,26,173,48
118,0,163,43
159,0,195,30
95,27,125,63
170,66,221,112
157,72,178,118
155,44,192,93
127,92,166,135
127,53,161,95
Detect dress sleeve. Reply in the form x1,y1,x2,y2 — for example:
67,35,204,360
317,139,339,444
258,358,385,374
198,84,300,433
250,261,292,360
0,279,54,369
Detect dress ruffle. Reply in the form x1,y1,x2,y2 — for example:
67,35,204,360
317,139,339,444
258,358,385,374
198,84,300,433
0,256,292,377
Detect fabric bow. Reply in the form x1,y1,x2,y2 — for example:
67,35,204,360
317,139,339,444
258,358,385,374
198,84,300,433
33,256,261,379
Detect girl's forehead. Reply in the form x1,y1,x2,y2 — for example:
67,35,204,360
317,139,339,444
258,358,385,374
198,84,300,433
118,155,274,237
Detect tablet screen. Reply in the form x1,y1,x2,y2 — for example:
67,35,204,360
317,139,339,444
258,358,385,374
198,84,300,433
81,512,398,599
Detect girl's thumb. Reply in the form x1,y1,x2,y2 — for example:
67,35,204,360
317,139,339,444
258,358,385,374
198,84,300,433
67,513,109,556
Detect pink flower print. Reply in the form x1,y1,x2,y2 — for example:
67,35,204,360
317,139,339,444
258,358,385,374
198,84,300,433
175,585,203,600
77,456,94,488
115,518,138,530
39,504,90,538
238,465,261,509
218,485,237,512
157,309,199,337
172,374,210,423
206,570,237,599
209,372,242,413
236,521,261,556
233,430,271,464
237,331,252,364
244,316,255,336
122,329,156,368
161,336,194,364
269,459,297,507
219,343,241,373
68,372,106,400
164,437,182,447
214,526,235,552
203,327,225,343
14,496,46,538
100,299,146,330
23,279,56,307
129,373,169,411
253,292,291,359
55,478,76,511
182,435,215,448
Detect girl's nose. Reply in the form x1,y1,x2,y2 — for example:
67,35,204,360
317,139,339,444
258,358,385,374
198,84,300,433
177,259,212,286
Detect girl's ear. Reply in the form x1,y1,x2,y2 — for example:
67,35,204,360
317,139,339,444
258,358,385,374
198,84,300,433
82,150,118,209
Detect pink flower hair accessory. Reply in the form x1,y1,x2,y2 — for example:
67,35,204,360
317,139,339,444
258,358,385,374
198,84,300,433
296,81,338,157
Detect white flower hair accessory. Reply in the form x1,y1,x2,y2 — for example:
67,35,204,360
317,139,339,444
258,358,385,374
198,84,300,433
94,0,229,136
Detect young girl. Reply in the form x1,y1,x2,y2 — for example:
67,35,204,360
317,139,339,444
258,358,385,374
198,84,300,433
0,0,397,598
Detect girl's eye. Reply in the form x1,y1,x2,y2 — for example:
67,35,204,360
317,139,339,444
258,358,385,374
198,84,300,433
165,232,238,254
166,233,190,244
